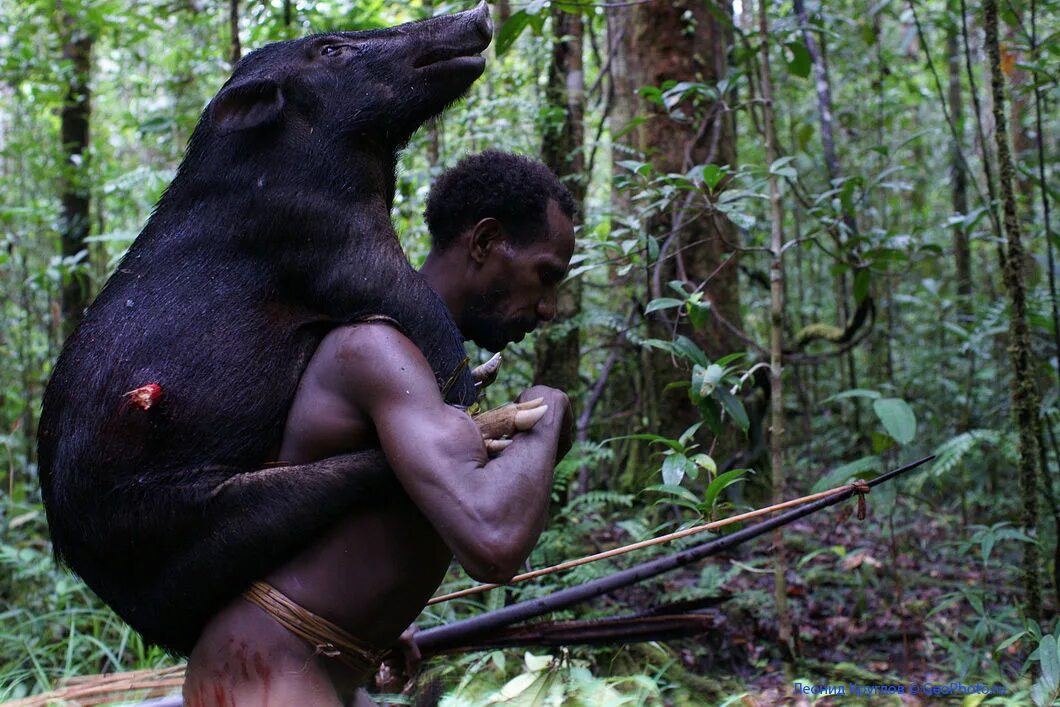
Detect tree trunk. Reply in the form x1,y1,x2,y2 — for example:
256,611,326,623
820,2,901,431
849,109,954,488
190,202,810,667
626,0,742,450
229,0,241,66
947,16,975,438
984,0,1042,624
534,8,585,396
758,0,795,660
793,0,862,436
58,10,93,341
948,24,971,315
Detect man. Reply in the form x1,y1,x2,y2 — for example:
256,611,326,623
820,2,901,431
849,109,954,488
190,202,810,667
183,151,577,706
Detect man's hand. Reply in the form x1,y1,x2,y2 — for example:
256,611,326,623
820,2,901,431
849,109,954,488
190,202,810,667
518,385,573,461
474,397,548,455
375,623,421,694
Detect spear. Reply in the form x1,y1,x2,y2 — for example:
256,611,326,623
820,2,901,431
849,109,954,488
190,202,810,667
416,455,933,653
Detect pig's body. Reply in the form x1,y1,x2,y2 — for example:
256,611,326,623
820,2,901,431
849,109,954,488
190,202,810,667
38,5,491,654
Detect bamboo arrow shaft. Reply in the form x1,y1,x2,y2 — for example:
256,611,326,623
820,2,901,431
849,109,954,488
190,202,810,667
429,484,865,605
415,456,933,653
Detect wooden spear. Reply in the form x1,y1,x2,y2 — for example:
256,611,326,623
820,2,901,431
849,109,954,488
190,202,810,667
415,455,933,653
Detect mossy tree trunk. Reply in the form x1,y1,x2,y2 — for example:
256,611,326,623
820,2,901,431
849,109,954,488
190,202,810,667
984,0,1043,624
628,0,742,453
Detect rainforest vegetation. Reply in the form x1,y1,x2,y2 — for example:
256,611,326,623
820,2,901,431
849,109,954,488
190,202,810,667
1,0,1059,704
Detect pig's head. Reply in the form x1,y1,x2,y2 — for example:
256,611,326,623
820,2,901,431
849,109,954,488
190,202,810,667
202,2,492,154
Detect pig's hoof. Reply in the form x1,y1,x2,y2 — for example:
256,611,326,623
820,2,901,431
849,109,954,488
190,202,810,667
473,397,547,440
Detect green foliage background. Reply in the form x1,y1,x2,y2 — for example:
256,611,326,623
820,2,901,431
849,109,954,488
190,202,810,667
1,0,1058,704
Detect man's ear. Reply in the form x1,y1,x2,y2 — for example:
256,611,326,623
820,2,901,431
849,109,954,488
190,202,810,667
469,218,503,264
210,77,285,134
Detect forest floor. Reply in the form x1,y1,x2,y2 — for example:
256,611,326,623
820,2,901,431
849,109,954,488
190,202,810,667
645,501,1034,706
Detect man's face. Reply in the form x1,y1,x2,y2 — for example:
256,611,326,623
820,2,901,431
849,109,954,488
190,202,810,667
464,200,576,352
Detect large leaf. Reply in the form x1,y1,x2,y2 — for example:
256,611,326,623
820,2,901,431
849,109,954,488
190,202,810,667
495,11,532,56
873,397,917,444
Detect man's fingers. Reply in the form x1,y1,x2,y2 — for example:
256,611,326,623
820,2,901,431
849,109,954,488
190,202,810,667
514,397,545,410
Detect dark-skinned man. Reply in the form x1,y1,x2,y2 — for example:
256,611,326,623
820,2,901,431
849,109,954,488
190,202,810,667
184,151,577,707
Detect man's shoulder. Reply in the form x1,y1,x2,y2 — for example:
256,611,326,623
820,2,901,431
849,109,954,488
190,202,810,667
312,321,439,400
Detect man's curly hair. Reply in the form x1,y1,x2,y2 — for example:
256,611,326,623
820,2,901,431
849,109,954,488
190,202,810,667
425,150,575,251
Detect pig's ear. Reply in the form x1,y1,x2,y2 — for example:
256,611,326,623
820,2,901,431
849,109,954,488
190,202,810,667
210,77,285,134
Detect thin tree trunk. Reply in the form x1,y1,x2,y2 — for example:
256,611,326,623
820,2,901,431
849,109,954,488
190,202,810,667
1030,0,1060,381
229,0,241,66
759,0,794,660
959,0,1005,263
947,15,976,439
535,8,585,398
984,0,1042,624
793,0,861,438
948,26,971,315
58,10,92,340
1031,0,1060,606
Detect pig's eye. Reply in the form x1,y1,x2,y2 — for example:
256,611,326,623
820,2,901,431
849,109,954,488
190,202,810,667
321,44,347,57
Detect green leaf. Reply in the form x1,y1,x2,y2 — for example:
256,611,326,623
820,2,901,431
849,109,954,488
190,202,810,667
616,159,650,176
716,386,750,433
692,363,725,400
644,483,703,507
691,453,716,476
678,422,704,446
811,456,882,493
602,432,682,452
821,388,881,404
696,396,724,436
870,431,894,454
687,300,711,330
702,468,750,513
853,268,870,304
672,335,711,368
784,40,812,78
495,11,532,56
701,163,725,190
1040,635,1059,692
873,398,917,444
138,115,174,134
662,454,693,485
637,85,664,106
839,177,859,216
645,297,684,314
769,156,797,180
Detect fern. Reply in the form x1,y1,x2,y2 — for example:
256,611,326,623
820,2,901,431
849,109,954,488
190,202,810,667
929,428,1013,480
931,430,989,479
566,490,634,513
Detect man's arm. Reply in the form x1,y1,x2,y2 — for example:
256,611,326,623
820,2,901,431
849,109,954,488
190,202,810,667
318,323,571,583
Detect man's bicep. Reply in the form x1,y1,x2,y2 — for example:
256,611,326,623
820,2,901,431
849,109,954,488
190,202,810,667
332,325,487,482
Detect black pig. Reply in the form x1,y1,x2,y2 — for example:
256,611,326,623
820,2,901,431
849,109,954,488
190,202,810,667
37,3,491,655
